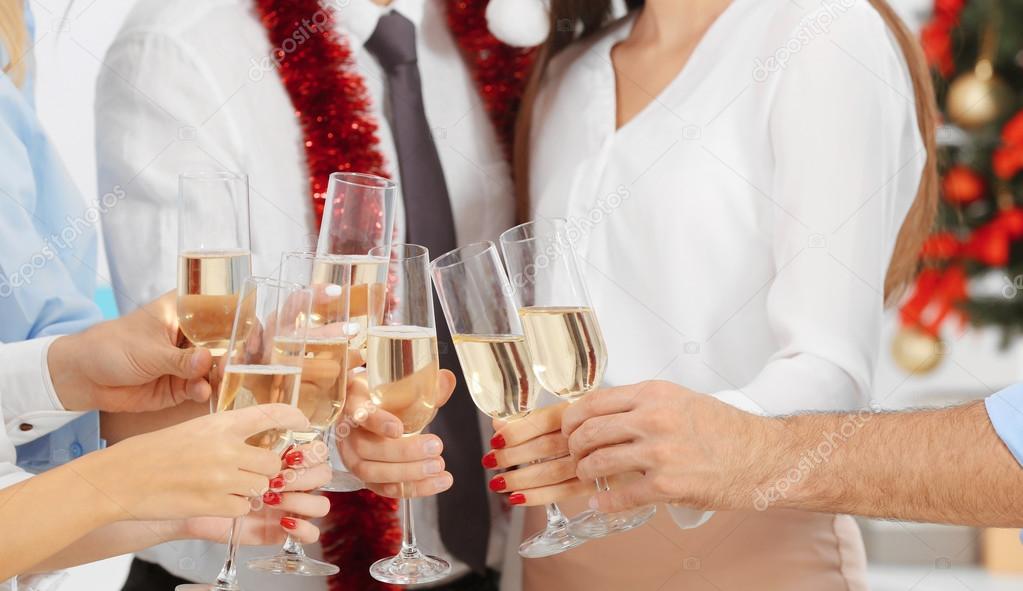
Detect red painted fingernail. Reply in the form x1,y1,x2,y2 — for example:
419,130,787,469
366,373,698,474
263,491,281,506
280,517,297,530
284,450,304,467
489,476,506,492
490,434,506,449
481,451,497,469
269,475,286,490
509,493,526,506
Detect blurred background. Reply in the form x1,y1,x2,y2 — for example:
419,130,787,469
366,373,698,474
27,0,1023,588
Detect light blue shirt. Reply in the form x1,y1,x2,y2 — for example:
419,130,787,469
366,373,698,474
2,4,104,471
985,384,1023,468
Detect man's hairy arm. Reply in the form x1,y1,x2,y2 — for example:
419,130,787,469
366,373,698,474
771,402,1023,526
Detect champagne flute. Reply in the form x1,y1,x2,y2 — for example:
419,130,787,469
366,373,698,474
366,244,450,585
247,252,352,576
177,277,313,591
431,241,586,558
499,218,657,539
316,172,396,492
177,171,252,394
316,172,396,354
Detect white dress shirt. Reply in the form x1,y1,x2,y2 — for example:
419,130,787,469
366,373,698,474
0,337,73,590
95,0,513,587
529,0,925,527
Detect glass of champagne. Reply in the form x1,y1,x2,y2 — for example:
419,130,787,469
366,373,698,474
366,244,450,585
177,276,313,591
316,172,396,492
499,218,657,539
431,241,586,558
177,171,252,392
247,252,352,576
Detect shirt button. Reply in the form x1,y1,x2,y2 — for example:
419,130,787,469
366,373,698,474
18,423,32,432
70,442,84,458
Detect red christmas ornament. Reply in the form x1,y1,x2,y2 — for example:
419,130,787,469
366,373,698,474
993,145,1023,180
921,20,955,76
942,165,986,204
253,1,535,588
1002,111,1023,146
920,232,960,260
934,0,966,21
964,223,1011,267
996,207,1023,239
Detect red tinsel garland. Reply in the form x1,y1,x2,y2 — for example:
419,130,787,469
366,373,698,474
252,1,534,589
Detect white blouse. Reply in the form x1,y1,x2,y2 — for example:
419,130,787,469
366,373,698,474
530,0,924,519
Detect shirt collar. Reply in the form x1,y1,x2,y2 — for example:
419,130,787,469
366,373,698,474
334,0,425,49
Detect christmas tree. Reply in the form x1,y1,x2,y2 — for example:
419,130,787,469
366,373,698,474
895,0,1023,372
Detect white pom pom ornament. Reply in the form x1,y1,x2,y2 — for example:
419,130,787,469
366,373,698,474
485,0,551,48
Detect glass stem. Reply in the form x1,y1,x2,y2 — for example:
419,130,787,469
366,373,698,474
282,533,306,558
399,494,421,559
545,502,569,529
214,516,243,590
595,476,612,494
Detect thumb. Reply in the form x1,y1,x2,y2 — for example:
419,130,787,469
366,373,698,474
591,477,658,514
160,346,213,380
436,369,457,408
230,403,310,438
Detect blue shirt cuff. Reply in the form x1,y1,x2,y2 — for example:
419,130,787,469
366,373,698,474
14,411,103,474
985,384,1023,469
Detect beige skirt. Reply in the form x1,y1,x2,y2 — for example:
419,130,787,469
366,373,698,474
521,498,867,591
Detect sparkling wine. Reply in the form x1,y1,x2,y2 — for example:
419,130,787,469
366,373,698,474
366,325,439,435
217,364,301,452
452,334,536,420
273,336,349,434
313,255,386,352
519,306,607,400
177,249,251,355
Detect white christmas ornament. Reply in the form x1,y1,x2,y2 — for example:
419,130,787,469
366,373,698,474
485,0,551,47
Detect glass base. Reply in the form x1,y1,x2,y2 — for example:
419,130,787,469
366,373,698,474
518,520,587,558
320,471,364,492
369,552,451,585
246,553,339,576
176,585,237,591
568,504,657,539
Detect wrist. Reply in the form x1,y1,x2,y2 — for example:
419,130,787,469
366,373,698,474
73,445,138,525
47,332,94,412
744,415,797,511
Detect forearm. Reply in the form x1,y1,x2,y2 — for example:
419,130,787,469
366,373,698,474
0,453,123,579
760,402,1023,526
26,519,185,573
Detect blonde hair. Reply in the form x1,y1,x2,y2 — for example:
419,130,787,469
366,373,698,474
0,0,27,87
514,0,938,303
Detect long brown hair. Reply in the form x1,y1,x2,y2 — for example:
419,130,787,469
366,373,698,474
513,0,938,303
0,0,27,87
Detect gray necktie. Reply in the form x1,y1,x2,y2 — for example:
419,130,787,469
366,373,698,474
365,11,490,574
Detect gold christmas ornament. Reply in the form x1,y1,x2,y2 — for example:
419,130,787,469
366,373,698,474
947,60,1012,129
947,5,1010,129
892,327,944,374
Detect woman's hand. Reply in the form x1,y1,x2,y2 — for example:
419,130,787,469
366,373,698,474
182,442,332,545
48,291,214,413
81,403,310,522
562,380,772,513
338,370,457,498
484,403,592,506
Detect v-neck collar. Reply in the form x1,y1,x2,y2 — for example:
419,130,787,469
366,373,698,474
597,0,751,137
